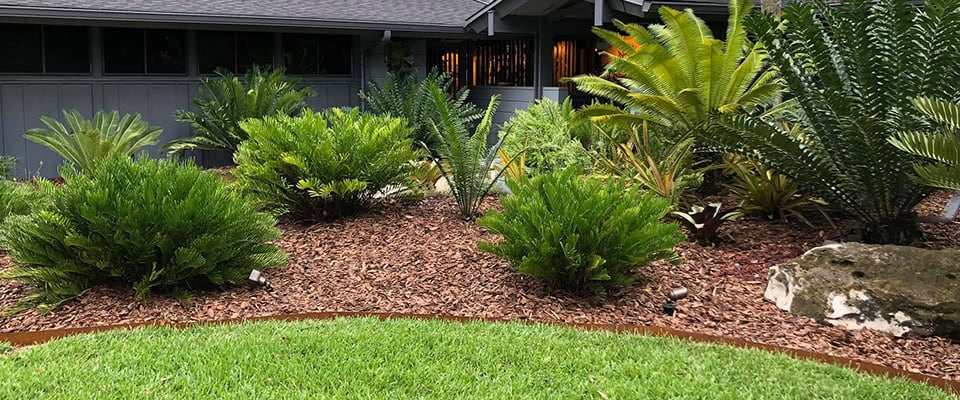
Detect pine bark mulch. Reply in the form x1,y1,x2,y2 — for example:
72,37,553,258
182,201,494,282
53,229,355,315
0,196,958,380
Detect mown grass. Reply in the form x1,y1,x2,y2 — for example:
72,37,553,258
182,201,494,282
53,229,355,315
0,317,954,399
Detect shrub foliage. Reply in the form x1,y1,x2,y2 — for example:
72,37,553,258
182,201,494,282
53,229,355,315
0,180,48,227
25,110,162,174
166,66,315,155
234,108,422,220
0,156,17,180
499,98,593,176
722,156,827,225
595,121,701,205
478,167,683,295
0,156,285,310
702,0,960,244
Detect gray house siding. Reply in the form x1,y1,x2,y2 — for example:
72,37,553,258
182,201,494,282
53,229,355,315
0,23,370,177
0,78,361,178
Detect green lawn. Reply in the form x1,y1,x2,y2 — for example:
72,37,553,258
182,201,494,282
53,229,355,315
0,318,953,399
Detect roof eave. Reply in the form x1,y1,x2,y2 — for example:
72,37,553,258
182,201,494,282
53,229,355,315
0,6,470,33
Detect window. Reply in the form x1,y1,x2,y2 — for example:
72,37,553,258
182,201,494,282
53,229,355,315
102,28,186,74
44,26,91,73
197,31,274,74
281,33,351,75
0,24,41,73
0,24,90,74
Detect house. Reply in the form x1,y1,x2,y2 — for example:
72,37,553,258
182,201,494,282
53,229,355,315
0,0,728,176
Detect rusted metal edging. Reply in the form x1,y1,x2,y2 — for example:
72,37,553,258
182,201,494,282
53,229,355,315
1,311,957,394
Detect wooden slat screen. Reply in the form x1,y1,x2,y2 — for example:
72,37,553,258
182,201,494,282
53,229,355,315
552,38,601,93
429,39,532,91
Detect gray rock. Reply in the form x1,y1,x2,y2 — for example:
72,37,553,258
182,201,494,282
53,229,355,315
765,243,960,339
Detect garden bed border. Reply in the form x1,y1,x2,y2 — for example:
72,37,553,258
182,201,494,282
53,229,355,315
1,311,957,394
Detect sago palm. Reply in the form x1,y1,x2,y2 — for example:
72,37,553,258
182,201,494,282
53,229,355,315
701,0,960,244
568,0,780,133
165,66,315,155
360,68,480,151
425,81,508,220
25,110,162,174
890,98,960,190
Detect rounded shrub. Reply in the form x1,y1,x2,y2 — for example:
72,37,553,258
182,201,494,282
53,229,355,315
0,155,285,310
0,180,48,226
234,108,423,220
478,167,683,295
498,98,593,176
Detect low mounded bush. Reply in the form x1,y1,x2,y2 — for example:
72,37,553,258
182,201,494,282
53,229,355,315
478,167,683,295
0,155,285,310
233,108,423,220
498,98,593,176
0,180,48,226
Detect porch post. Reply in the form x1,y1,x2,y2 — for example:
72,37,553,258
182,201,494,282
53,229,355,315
594,0,609,26
487,10,496,36
535,17,553,99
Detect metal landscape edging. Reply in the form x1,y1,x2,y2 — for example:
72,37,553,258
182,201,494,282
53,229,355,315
1,311,957,394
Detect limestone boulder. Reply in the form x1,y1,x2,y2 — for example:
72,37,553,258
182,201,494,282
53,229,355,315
765,243,960,339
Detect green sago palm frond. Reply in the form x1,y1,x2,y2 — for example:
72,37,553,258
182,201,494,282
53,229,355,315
165,65,315,155
24,110,162,174
699,0,960,244
425,81,511,220
568,0,778,134
890,98,960,190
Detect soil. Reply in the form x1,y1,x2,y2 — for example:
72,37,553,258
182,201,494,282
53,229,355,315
1,193,958,380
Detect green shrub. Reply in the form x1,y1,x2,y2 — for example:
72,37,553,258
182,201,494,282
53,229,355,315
360,68,480,151
24,110,162,174
234,108,422,220
0,156,17,180
478,167,683,295
595,121,701,205
0,180,48,226
0,155,285,310
722,156,828,226
702,0,960,244
425,82,507,219
166,66,315,155
498,98,592,176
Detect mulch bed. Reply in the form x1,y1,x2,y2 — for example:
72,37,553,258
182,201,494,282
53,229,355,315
1,194,959,380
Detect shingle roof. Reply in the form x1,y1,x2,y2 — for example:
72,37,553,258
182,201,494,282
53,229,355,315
0,0,492,30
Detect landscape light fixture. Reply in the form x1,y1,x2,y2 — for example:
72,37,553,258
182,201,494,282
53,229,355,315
662,287,689,316
248,269,274,292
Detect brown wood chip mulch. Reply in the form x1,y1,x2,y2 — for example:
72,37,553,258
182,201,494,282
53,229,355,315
1,195,959,381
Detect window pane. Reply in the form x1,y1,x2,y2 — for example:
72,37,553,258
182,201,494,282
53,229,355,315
236,32,273,73
0,24,42,73
146,29,186,74
43,26,90,73
197,30,236,74
103,28,145,74
318,37,351,75
282,34,318,75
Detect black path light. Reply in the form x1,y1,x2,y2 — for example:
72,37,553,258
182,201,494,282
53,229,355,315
662,287,689,316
